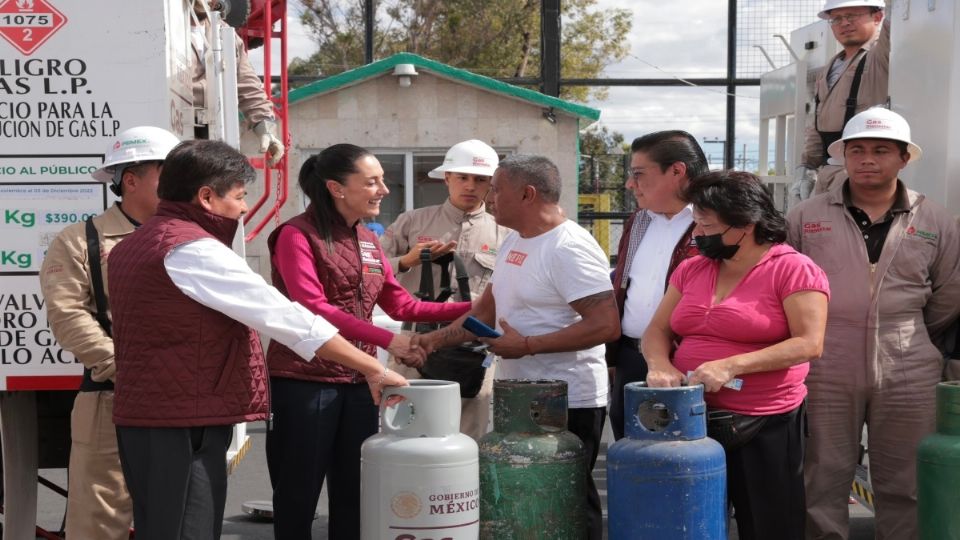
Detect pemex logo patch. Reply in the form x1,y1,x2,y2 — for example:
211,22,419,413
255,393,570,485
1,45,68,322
906,226,938,241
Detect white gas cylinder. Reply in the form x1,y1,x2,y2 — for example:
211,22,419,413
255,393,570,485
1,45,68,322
361,380,479,540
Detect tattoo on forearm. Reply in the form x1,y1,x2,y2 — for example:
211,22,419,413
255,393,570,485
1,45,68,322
569,290,615,312
435,324,473,345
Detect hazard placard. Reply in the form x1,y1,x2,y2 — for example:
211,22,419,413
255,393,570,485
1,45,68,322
0,0,66,56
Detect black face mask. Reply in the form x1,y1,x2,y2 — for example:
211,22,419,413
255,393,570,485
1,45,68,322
694,226,746,260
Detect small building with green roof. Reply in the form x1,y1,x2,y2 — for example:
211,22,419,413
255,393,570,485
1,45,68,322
279,53,599,225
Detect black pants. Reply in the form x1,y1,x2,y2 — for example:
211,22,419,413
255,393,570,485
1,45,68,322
726,403,806,540
609,335,647,440
116,424,233,540
568,406,606,540
266,378,378,540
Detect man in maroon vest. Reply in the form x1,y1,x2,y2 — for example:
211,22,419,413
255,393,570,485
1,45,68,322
107,139,407,539
607,131,708,440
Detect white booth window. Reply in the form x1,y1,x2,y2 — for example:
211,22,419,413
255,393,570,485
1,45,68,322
372,149,508,230
371,151,445,227
298,149,507,231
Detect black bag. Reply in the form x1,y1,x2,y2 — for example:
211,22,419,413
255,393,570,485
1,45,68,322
418,343,488,398
409,249,487,398
706,409,768,451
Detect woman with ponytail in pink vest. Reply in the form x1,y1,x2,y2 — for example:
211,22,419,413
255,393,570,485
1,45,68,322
265,144,471,539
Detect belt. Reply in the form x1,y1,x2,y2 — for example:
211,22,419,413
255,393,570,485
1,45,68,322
619,335,640,350
79,367,114,392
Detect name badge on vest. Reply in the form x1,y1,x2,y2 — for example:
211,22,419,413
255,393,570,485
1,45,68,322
359,240,383,275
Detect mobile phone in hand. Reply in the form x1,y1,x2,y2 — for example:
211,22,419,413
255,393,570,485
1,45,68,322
463,316,501,338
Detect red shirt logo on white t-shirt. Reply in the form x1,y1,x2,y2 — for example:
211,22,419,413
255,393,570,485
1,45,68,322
505,250,527,266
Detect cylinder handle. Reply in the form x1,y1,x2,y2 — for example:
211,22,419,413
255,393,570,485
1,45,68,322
380,386,415,435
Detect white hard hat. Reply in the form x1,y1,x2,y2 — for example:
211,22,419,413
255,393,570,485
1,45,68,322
818,0,884,20
827,107,922,163
92,126,181,183
427,139,499,179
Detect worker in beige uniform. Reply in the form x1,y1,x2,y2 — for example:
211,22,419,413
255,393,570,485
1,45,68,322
787,108,960,540
790,0,889,207
38,126,180,540
191,0,284,165
381,139,509,439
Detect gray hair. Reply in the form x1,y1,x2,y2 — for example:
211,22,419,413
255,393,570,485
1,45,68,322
496,155,561,203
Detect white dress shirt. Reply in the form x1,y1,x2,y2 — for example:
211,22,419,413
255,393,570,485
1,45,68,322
164,238,338,361
620,205,694,339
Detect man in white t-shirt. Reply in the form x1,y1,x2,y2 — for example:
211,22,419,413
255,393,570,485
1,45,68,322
418,155,621,540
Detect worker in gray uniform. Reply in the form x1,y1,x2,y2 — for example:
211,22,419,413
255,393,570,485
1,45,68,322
788,108,960,539
790,0,889,206
381,139,509,439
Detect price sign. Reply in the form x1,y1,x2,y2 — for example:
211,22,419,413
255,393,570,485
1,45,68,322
0,182,105,273
43,211,98,225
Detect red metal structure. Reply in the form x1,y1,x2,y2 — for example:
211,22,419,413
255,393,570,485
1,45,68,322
237,0,291,241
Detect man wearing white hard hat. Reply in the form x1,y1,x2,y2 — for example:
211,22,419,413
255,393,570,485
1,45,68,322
381,139,509,439
790,0,890,208
39,126,180,540
787,108,960,539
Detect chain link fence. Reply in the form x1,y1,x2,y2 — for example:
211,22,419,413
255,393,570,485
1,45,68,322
576,152,794,266
578,153,632,265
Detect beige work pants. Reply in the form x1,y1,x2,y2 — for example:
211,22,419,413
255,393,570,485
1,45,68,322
66,390,133,540
804,362,938,540
387,357,494,440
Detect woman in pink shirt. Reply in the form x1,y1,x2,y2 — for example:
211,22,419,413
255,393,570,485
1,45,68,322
265,144,471,539
643,171,829,539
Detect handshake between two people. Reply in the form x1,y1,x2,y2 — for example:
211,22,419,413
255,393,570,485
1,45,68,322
388,332,430,368
391,318,533,369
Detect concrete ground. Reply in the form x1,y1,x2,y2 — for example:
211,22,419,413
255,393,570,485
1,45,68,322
22,420,876,539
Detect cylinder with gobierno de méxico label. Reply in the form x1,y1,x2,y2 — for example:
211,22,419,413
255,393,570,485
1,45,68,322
361,379,479,540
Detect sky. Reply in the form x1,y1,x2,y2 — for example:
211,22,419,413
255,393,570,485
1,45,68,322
248,0,826,170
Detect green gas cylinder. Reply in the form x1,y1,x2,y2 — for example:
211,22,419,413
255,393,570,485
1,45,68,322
478,379,586,539
918,381,960,540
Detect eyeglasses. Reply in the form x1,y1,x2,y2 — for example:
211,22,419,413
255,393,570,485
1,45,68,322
828,12,871,26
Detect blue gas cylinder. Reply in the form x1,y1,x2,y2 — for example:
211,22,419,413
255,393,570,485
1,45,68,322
607,382,727,539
